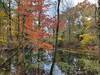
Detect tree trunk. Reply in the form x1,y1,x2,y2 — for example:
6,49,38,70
16,14,25,75
50,0,60,75
16,50,25,75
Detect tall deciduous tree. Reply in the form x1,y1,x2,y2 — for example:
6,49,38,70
16,0,53,74
50,0,61,75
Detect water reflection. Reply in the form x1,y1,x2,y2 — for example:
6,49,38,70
43,63,64,75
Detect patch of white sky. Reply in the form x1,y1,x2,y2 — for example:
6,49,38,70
10,0,98,17
74,0,97,5
46,0,98,17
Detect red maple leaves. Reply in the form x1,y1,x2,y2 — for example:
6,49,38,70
16,0,65,50
16,0,53,50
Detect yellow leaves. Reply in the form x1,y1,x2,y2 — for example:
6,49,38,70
80,34,95,45
83,18,92,30
58,37,64,41
12,31,18,36
58,35,64,41
0,39,7,45
0,11,6,17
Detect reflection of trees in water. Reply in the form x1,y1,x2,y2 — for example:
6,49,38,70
43,63,62,75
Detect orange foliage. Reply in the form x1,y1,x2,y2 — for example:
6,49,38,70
17,0,58,51
25,15,33,33
19,16,23,32
39,42,53,50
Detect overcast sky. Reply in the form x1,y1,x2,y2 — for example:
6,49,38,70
47,0,97,17
74,0,97,5
75,0,97,4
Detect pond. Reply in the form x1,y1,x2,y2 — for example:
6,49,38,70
43,63,65,75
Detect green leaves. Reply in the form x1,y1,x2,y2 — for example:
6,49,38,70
58,62,72,72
